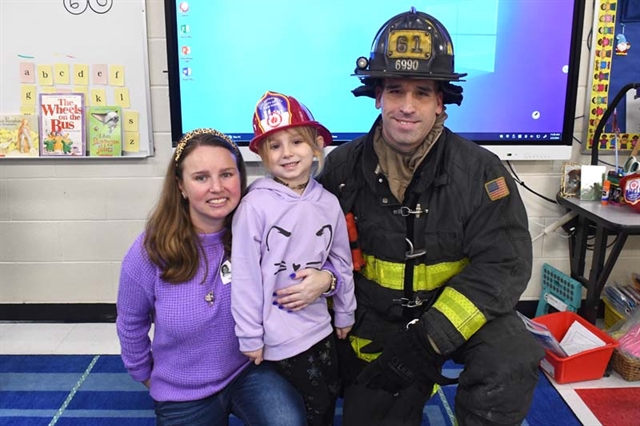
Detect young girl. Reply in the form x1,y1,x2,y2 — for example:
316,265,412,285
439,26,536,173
231,91,356,426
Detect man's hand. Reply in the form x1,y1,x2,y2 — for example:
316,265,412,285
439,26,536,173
356,320,455,395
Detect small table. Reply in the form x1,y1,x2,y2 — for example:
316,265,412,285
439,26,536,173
556,194,640,324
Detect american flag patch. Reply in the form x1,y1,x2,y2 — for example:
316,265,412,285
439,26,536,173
485,177,510,201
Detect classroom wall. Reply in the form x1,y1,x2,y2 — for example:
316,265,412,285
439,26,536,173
0,1,638,307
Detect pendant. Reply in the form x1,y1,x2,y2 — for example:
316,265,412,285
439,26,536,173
204,291,214,306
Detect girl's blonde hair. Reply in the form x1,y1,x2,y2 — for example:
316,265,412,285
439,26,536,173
257,126,326,176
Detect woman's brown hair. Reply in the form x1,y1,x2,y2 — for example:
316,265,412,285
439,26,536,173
143,129,247,283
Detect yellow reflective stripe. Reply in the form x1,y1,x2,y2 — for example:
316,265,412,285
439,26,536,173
349,335,381,362
361,254,469,291
433,287,486,340
414,258,470,291
361,255,405,289
432,384,440,398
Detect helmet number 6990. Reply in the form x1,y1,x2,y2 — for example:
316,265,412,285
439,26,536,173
395,59,419,71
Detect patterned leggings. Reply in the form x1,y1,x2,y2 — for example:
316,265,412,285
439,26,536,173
273,334,340,426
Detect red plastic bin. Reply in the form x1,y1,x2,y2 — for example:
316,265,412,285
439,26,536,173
532,311,619,384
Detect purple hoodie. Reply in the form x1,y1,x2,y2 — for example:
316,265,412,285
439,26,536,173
231,177,356,361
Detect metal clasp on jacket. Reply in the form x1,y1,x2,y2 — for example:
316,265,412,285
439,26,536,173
405,238,426,259
393,297,426,308
393,204,427,218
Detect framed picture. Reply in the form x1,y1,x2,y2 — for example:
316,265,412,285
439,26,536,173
560,163,581,197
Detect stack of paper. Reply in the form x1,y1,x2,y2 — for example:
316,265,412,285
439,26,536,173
518,312,607,358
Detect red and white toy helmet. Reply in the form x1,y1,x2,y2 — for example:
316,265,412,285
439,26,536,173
250,91,333,153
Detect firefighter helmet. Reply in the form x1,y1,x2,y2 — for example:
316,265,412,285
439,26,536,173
353,7,466,82
250,91,332,154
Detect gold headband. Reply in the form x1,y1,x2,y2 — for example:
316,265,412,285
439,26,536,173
174,128,240,163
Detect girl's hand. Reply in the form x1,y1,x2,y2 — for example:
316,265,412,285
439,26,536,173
142,378,151,388
243,348,264,365
336,326,352,340
274,268,332,312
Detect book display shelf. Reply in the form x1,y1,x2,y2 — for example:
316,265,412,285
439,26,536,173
0,0,153,160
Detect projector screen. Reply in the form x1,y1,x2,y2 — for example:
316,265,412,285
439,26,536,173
165,0,585,161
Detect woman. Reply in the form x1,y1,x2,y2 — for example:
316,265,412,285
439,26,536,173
116,128,333,425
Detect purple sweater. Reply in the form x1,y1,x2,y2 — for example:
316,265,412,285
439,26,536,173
231,177,356,361
116,231,249,402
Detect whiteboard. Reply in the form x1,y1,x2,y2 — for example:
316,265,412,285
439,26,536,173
0,0,153,158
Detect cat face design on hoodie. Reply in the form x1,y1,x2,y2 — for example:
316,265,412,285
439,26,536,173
265,224,333,275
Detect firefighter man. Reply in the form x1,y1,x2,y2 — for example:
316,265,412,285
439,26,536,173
319,8,544,426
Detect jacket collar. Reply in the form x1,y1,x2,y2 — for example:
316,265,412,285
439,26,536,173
360,116,450,202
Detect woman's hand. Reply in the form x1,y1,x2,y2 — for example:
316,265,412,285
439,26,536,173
142,378,151,388
243,348,264,365
274,268,332,312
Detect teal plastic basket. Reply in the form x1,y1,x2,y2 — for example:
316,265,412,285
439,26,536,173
535,263,583,317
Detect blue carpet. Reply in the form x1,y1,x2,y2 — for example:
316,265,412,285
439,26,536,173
0,355,579,425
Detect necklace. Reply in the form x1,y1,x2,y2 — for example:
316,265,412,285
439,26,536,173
203,257,224,306
273,176,309,191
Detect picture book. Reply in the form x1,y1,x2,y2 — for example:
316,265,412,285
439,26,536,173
0,114,40,157
88,106,122,157
39,93,85,156
517,311,568,358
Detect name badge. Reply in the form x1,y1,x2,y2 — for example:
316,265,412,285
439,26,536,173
220,260,232,284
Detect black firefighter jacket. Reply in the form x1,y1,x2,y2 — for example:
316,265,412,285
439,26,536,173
318,117,533,359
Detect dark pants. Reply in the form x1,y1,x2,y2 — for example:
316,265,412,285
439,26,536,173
341,312,545,426
273,334,341,426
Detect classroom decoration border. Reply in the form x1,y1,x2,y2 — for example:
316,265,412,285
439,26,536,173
586,0,639,153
